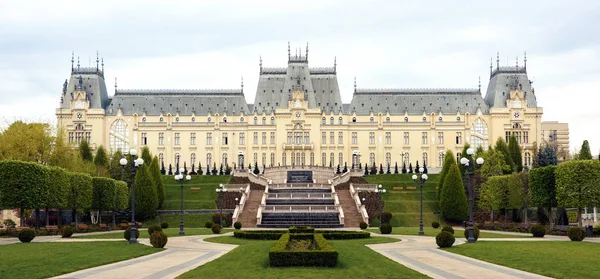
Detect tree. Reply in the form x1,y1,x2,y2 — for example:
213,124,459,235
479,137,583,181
336,164,341,174
370,163,377,175
190,163,196,175
440,164,468,222
379,163,384,174
183,161,188,174
219,164,224,175
402,162,407,174
537,144,558,167
160,161,166,175
364,163,369,176
168,164,173,175
394,162,399,174
386,163,391,174
508,134,523,172
67,172,93,228
48,128,77,170
253,162,259,175
506,174,524,220
438,150,456,202
0,161,50,226
44,166,69,226
343,162,348,173
555,160,600,227
0,121,53,164
79,139,94,162
578,140,592,160
478,149,510,182
113,181,129,227
133,165,158,221
109,150,125,181
423,162,428,174
93,145,109,176
150,156,164,209
415,161,420,173
479,175,508,222
198,162,202,176
494,137,514,174
408,163,413,174
530,165,557,229
141,146,153,166
213,163,218,175
91,177,117,224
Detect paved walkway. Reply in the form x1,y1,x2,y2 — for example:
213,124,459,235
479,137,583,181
368,234,553,279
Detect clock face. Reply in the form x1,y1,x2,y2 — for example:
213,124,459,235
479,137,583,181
513,112,520,119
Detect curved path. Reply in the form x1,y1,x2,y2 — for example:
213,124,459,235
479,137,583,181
50,233,237,279
367,233,553,279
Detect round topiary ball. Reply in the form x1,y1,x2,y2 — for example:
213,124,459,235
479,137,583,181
567,227,585,241
530,224,546,237
124,227,140,241
431,221,440,229
147,225,162,236
379,224,392,234
61,225,75,238
205,221,214,229
463,226,480,241
234,221,242,230
359,221,368,230
18,228,36,243
211,224,222,234
150,231,168,248
441,226,454,235
436,231,455,248
160,222,169,229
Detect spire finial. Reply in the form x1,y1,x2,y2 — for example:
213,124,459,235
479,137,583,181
114,77,118,93
288,41,290,61
478,76,481,92
353,76,357,93
77,56,80,70
334,56,337,73
259,55,262,73
101,58,104,73
516,56,519,70
524,51,527,70
489,57,493,77
241,76,244,93
496,51,500,69
96,51,99,70
306,42,309,60
71,51,74,72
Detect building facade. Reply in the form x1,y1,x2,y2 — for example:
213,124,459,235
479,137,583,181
56,46,547,173
541,121,570,162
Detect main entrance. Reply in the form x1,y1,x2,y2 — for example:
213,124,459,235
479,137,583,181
287,171,313,183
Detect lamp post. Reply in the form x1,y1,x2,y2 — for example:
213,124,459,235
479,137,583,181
216,184,228,226
238,151,244,170
376,184,386,227
412,168,428,236
460,147,484,243
174,168,191,236
119,148,144,244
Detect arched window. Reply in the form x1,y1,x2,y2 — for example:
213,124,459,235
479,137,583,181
330,117,334,125
262,117,266,125
253,117,257,125
222,153,228,167
191,153,196,166
370,117,374,122
456,152,462,162
240,117,244,122
339,117,343,125
322,117,326,125
513,123,521,129
438,152,445,167
422,116,427,122
404,117,409,122
302,153,306,165
422,152,428,166
175,153,180,167
470,118,489,150
159,153,164,166
262,153,266,167
322,153,326,166
524,152,531,167
282,153,287,166
330,152,335,167
206,153,212,167
270,153,275,167
385,152,391,166
109,119,129,153
403,153,409,166
339,152,343,166
352,117,356,123
310,152,315,166
457,116,461,122
223,117,227,123
369,152,375,166
271,117,275,125
386,117,390,122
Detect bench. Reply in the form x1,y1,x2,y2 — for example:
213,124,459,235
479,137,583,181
45,225,59,234
15,226,28,232
99,224,110,231
190,187,201,191
77,224,89,232
405,186,417,190
393,187,403,190
484,221,499,225
129,222,142,228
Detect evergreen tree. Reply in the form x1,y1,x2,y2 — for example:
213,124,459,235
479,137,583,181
108,150,125,181
494,137,514,174
253,162,260,175
479,149,510,182
198,162,202,176
150,156,164,209
379,163,384,174
402,162,407,173
168,164,173,175
343,162,348,173
336,164,341,174
532,142,539,168
183,162,188,174
160,161,166,175
93,145,109,176
190,163,196,175
141,146,152,166
359,163,362,170
219,164,224,175
408,163,413,174
508,134,523,172
364,163,369,176
79,139,94,162
415,161,420,173
248,163,252,170
213,162,218,175
370,163,377,175
133,165,158,220
423,162,428,174
579,140,592,160
386,164,391,174
394,162,399,174
459,143,471,177
438,150,456,202
440,164,468,222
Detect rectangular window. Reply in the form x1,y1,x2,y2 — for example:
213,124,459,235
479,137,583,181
524,131,529,143
253,153,258,164
262,132,267,145
421,132,428,144
352,132,357,145
68,132,74,143
322,153,326,166
270,153,275,167
282,153,287,166
506,131,511,143
159,133,164,145
174,133,180,145
330,132,335,144
287,132,293,144
271,132,276,144
338,132,343,144
385,132,391,145
369,132,375,144
190,133,196,145
304,132,309,144
253,132,258,145
456,132,462,144
321,132,326,144
404,132,409,145
141,133,147,145
438,132,444,145
222,133,228,145
239,133,245,145
206,132,212,145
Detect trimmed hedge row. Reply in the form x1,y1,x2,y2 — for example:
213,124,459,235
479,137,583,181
233,230,371,240
269,233,338,267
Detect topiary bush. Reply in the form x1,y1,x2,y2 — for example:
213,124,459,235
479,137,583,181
205,221,214,229
150,231,168,248
18,228,36,243
61,225,74,238
441,226,454,235
530,224,546,237
381,212,393,224
593,225,600,236
234,221,242,230
124,227,140,241
463,226,480,241
436,231,455,248
160,222,169,229
211,224,222,234
359,221,368,230
147,225,162,236
379,224,392,234
432,221,440,229
567,227,585,241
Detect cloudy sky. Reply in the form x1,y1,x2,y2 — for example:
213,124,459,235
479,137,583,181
1,0,598,154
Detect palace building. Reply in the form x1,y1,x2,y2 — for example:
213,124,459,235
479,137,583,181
56,44,559,173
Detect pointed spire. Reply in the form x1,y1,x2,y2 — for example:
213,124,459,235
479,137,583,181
478,76,481,92
353,76,357,93
71,51,75,72
96,51,99,70
489,57,493,77
77,56,80,70
516,56,519,70
101,58,104,73
524,51,527,70
241,76,244,93
259,55,263,73
496,51,500,69
306,42,309,60
114,77,118,93
334,56,337,73
288,41,290,62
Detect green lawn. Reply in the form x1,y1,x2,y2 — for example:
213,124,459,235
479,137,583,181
448,241,600,279
74,228,232,239
366,227,531,238
0,242,159,279
365,174,440,227
178,236,429,279
161,175,230,210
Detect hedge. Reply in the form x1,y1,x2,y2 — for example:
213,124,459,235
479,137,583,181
0,160,50,219
233,230,370,240
269,233,338,267
556,160,600,211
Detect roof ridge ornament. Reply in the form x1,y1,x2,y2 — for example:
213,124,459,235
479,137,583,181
334,56,337,73
524,51,527,70
96,51,99,71
71,51,75,72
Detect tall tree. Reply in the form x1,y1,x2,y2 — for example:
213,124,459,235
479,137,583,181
0,121,53,164
437,150,456,202
508,134,523,172
79,139,94,162
578,140,593,160
67,172,93,228
109,150,126,181
113,181,129,227
494,137,514,174
94,145,109,176
133,165,158,221
48,128,77,170
91,177,117,224
537,144,558,167
478,149,510,182
479,175,508,222
0,161,50,226
556,160,600,227
44,166,69,226
141,146,153,165
530,165,557,229
150,156,165,209
440,164,468,222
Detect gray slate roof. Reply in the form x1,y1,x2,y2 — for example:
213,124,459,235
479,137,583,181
484,66,537,108
60,69,109,110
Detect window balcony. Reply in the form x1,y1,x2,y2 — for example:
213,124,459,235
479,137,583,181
283,142,314,150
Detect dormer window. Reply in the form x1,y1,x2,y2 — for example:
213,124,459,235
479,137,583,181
352,117,356,123
159,117,164,122
191,117,195,122
438,117,442,122
404,117,408,122
456,116,461,122
223,117,227,123
175,117,179,122
386,117,390,123
208,117,211,122
322,117,326,125
422,117,427,122
370,117,374,122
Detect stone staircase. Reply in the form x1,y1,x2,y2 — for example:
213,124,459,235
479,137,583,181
337,190,364,227
237,190,262,228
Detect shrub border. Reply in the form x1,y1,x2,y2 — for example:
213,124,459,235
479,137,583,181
269,233,338,267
